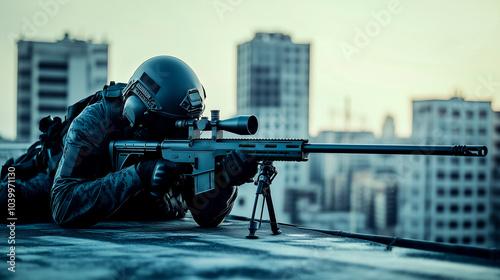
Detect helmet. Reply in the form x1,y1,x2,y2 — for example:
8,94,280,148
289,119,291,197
122,56,206,128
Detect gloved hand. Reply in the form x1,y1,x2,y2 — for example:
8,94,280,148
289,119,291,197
136,159,191,197
221,150,258,186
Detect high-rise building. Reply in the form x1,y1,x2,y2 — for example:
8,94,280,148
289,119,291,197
231,33,311,223
398,97,492,247
491,111,500,247
16,33,108,142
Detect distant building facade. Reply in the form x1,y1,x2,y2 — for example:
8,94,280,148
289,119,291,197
491,111,500,247
17,33,108,142
398,98,492,247
231,32,311,223
310,126,404,235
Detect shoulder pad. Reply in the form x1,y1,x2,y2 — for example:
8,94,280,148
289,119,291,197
103,82,128,99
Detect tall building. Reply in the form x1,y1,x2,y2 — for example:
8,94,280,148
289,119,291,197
398,97,492,247
16,33,108,142
491,111,500,247
231,32,311,223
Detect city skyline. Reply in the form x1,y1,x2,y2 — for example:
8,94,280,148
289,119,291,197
1,0,499,140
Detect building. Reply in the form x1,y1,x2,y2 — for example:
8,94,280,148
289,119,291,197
310,127,404,234
17,33,108,142
491,111,500,247
397,97,492,247
310,131,376,212
231,32,311,223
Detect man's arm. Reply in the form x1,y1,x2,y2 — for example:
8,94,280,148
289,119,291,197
50,103,143,227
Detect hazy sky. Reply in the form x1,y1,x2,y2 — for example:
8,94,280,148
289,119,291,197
1,0,499,140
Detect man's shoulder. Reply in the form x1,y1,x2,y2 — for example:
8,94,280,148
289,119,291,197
76,100,107,123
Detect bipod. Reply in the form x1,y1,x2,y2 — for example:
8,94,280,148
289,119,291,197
246,161,282,239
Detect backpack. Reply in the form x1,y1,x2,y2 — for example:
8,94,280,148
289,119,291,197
0,82,126,182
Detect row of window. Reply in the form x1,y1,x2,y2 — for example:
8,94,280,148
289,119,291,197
437,157,487,165
444,126,488,136
438,108,488,119
436,220,486,229
436,203,486,213
38,105,67,113
436,171,486,181
435,235,485,244
436,187,486,197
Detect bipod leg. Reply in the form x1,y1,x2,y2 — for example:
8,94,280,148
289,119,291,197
246,161,280,239
262,184,282,235
246,181,263,239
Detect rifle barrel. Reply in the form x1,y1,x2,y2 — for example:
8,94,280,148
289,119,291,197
302,144,487,157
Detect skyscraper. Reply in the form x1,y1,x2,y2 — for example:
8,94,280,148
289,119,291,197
398,97,492,247
232,32,311,223
16,33,108,142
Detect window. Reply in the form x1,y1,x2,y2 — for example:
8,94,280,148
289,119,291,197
450,188,459,197
478,173,486,181
476,236,485,244
449,237,457,244
465,173,473,180
38,61,67,70
477,204,485,212
452,110,460,117
449,221,458,229
437,171,445,180
436,205,444,213
463,221,472,228
464,188,472,196
463,237,471,244
450,204,459,213
439,108,446,117
436,221,444,228
477,220,486,229
466,111,473,118
437,188,445,196
38,77,67,84
450,172,459,180
478,188,486,196
435,237,444,242
464,205,472,213
479,110,487,119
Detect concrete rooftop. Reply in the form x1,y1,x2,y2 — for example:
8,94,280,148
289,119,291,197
2,214,499,280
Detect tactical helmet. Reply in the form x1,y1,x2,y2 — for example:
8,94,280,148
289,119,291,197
123,56,206,127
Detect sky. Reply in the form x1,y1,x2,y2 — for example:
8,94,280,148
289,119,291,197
0,0,499,141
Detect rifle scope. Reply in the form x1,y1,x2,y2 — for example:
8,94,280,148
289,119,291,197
175,114,258,135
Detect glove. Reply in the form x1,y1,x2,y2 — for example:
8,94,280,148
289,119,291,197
136,159,191,197
221,150,258,186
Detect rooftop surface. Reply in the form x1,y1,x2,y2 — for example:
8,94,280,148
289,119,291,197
2,215,499,280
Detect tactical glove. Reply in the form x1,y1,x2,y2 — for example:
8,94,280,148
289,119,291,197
221,150,258,186
136,159,191,197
